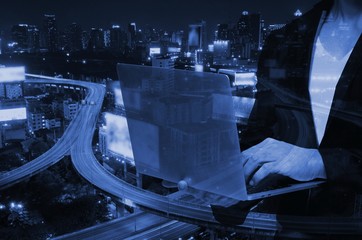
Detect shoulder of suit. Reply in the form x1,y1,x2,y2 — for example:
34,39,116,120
268,0,332,41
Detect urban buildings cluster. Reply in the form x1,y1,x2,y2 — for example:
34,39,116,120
0,10,306,72
0,7,304,160
0,66,84,149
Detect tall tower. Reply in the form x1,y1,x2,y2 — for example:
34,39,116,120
66,23,82,52
43,14,58,52
236,11,261,50
216,24,230,41
89,28,104,50
81,31,89,50
110,25,122,50
128,22,137,48
27,25,40,53
11,24,28,51
188,21,207,52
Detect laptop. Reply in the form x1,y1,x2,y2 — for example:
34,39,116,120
117,63,324,201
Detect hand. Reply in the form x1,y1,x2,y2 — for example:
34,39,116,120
242,138,327,186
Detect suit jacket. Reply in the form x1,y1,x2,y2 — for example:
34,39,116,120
247,0,362,215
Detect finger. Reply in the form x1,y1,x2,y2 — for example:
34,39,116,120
250,163,276,186
240,152,251,166
242,138,276,157
242,143,264,156
243,157,260,181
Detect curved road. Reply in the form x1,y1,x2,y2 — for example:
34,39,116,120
70,77,362,235
53,212,182,240
0,75,105,190
2,74,361,237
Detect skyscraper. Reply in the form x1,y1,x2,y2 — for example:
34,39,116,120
103,29,111,48
81,31,89,50
128,22,137,48
11,24,40,53
235,11,262,52
171,30,184,47
43,14,58,52
110,25,127,51
213,40,231,61
66,23,82,52
216,24,230,41
27,25,40,53
11,24,28,51
188,21,207,52
89,28,104,50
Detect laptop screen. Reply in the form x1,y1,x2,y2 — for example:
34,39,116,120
117,63,248,200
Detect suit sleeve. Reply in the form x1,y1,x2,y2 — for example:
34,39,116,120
320,148,362,190
238,31,281,149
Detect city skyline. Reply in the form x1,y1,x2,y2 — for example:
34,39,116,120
1,0,320,32
1,1,362,239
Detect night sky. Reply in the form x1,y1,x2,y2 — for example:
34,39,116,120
1,0,320,32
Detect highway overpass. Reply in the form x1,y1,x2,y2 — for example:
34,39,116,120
1,74,361,238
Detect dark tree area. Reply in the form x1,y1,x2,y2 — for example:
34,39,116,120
0,157,110,239
0,224,49,240
42,195,108,236
0,153,23,172
23,86,43,97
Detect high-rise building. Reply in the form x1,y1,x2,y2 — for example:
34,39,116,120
171,30,188,53
144,25,161,42
66,23,82,52
11,24,28,51
213,40,231,61
188,21,207,52
110,25,126,51
27,111,45,132
43,14,58,52
136,28,145,44
216,24,230,41
58,31,67,51
171,30,184,46
103,29,111,48
88,28,104,50
81,31,89,50
128,22,137,47
27,25,40,53
235,11,262,52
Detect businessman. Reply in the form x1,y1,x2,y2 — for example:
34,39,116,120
213,0,362,236
244,0,362,192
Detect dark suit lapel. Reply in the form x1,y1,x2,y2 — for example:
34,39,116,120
321,34,362,147
331,34,362,104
